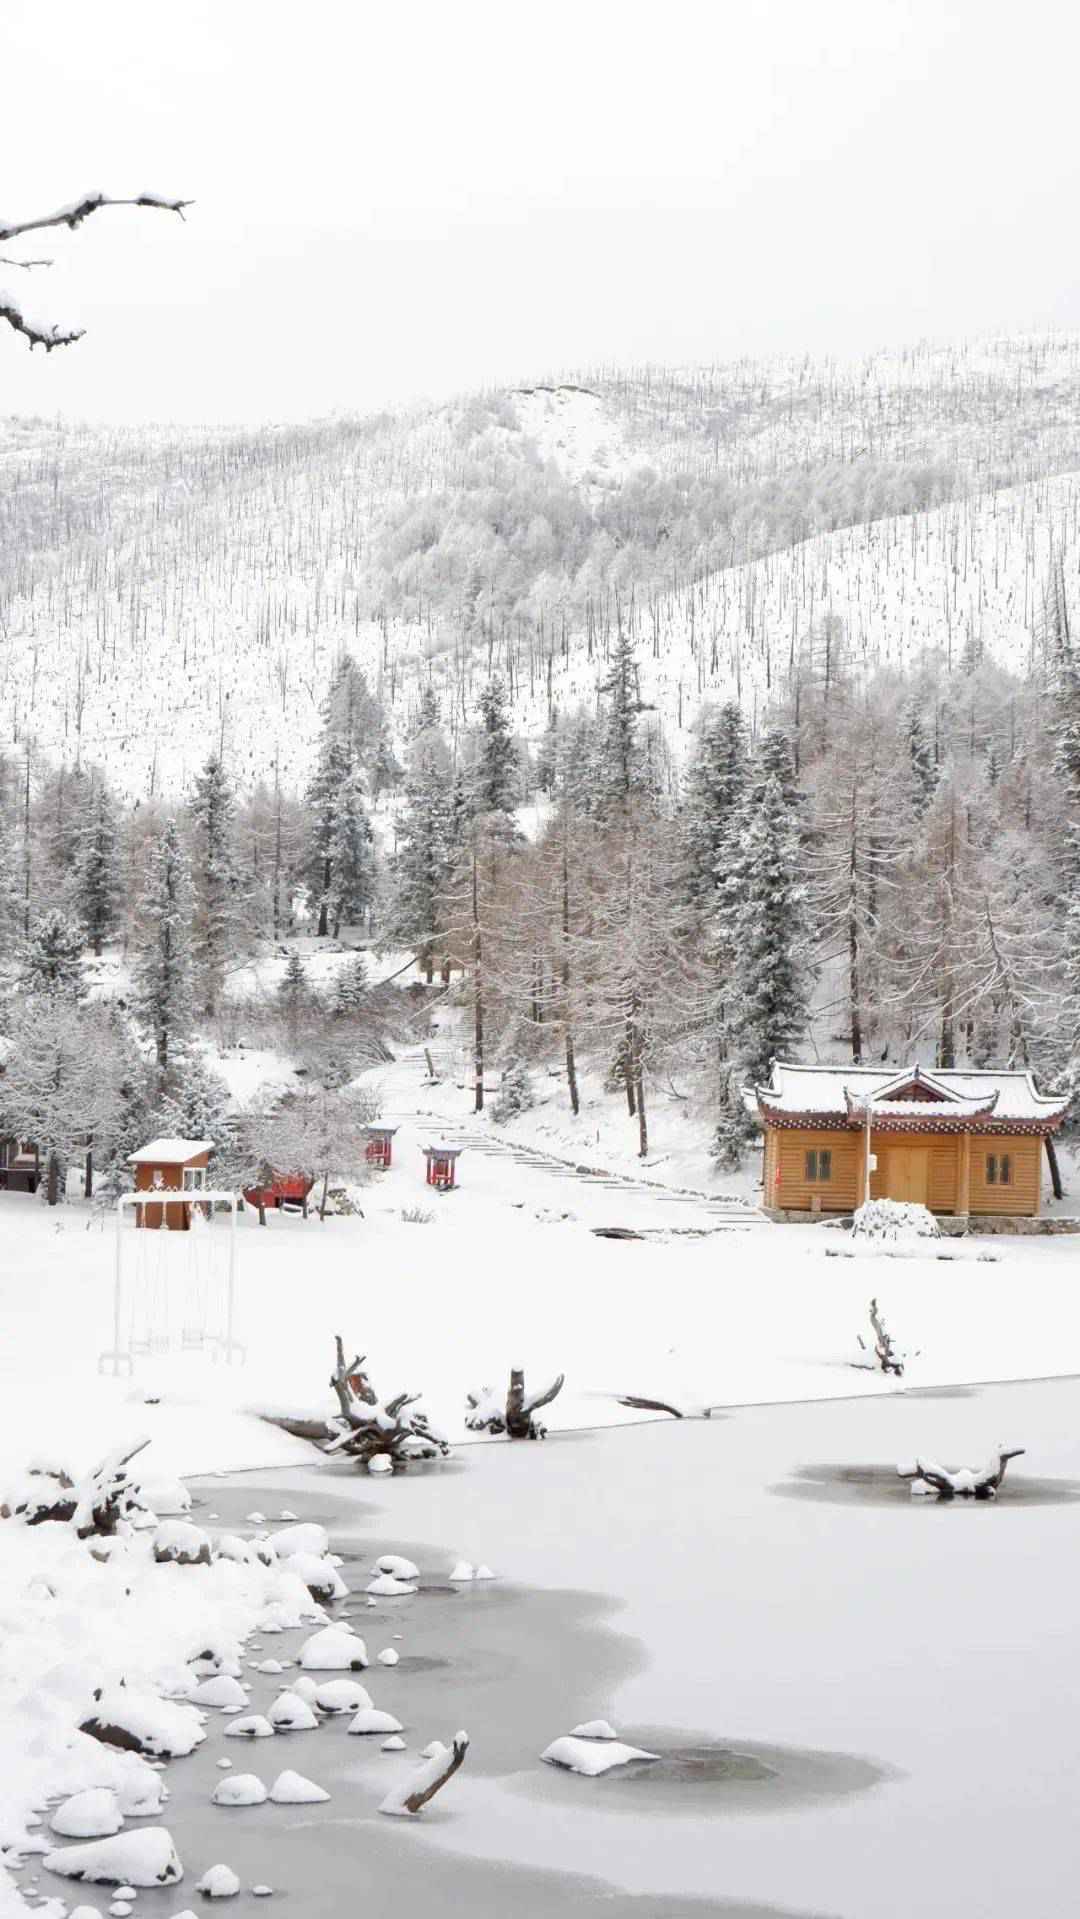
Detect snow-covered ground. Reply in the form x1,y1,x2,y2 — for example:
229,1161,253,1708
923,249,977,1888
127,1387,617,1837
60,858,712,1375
4,1039,1080,1918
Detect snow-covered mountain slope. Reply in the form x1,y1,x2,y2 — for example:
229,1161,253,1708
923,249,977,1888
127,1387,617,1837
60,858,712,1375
4,334,1080,796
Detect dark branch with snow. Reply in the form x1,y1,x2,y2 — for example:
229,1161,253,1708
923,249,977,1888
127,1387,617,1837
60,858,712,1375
0,191,191,349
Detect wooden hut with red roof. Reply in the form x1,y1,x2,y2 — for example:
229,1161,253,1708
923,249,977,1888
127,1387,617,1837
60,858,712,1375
752,1063,1068,1222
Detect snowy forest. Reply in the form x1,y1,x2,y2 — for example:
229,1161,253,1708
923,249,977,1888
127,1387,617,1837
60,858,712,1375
1,570,1078,1197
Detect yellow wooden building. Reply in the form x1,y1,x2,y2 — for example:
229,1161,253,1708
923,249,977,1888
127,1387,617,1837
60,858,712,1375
752,1063,1068,1221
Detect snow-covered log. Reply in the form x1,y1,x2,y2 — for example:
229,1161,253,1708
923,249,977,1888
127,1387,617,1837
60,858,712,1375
897,1447,1025,1500
855,1298,907,1378
378,1732,469,1817
465,1368,565,1439
71,1439,154,1537
321,1333,449,1469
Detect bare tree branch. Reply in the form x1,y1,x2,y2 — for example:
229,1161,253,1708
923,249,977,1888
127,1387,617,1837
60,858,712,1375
0,191,192,245
0,295,83,352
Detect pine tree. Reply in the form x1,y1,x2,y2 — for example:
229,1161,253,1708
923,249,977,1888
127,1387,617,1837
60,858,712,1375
718,733,812,1105
333,954,369,1016
386,729,452,980
596,624,645,814
134,820,194,1090
189,751,245,1017
474,676,519,819
906,697,937,816
682,702,748,920
278,952,308,1005
306,738,374,938
73,777,123,957
21,907,86,998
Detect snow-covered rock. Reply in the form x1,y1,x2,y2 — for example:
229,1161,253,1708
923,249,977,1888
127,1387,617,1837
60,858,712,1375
254,1659,286,1675
266,1524,329,1560
138,1478,191,1516
49,1789,123,1838
449,1561,474,1582
371,1554,419,1581
381,1735,407,1753
152,1522,211,1567
541,1735,659,1775
192,1675,248,1711
365,1573,416,1597
298,1626,368,1670
312,1679,372,1715
44,1827,184,1886
266,1691,319,1732
348,1708,403,1736
223,1714,275,1740
288,1553,348,1601
376,1649,399,1667
196,1864,241,1898
367,1456,393,1477
213,1536,252,1565
475,1564,495,1580
212,1774,268,1808
115,1757,166,1817
569,1719,619,1740
268,1771,330,1805
288,1676,321,1705
81,1689,205,1759
189,1643,242,1680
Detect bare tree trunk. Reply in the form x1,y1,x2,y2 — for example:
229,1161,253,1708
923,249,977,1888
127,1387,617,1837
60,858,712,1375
46,1151,60,1207
472,844,484,1114
634,1051,648,1158
561,833,579,1115
319,1168,330,1220
84,1149,93,1200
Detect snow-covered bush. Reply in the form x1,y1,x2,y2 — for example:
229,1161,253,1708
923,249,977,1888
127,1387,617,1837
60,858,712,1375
491,1058,535,1124
852,1199,940,1241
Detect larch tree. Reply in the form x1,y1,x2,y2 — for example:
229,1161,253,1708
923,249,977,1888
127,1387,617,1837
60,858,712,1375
133,820,195,1092
189,751,246,1018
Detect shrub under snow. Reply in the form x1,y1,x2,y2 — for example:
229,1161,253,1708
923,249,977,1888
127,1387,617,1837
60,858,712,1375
852,1199,940,1241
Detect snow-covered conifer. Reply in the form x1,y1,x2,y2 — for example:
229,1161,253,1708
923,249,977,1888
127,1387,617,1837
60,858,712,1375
385,728,452,980
473,676,520,820
133,821,194,1089
595,625,646,813
189,752,246,1017
333,955,369,1016
21,907,86,998
72,777,123,957
0,1000,121,1205
681,702,748,920
306,740,374,938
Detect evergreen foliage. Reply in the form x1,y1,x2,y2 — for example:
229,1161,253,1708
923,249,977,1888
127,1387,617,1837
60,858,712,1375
473,676,520,820
133,820,195,1089
682,702,748,919
21,907,86,998
73,778,123,956
189,751,246,1017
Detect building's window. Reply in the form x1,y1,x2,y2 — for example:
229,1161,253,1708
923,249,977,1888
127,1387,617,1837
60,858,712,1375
182,1166,207,1191
805,1149,832,1182
986,1153,1012,1187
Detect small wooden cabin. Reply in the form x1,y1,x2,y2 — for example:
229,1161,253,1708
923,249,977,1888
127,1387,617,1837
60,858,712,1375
754,1064,1068,1221
422,1144,462,1191
127,1137,214,1230
0,1138,40,1193
364,1125,398,1170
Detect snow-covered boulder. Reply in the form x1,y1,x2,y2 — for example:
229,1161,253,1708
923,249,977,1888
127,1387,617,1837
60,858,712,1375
298,1626,368,1670
365,1573,416,1597
288,1553,348,1601
81,1689,205,1759
50,1789,123,1838
44,1828,183,1887
367,1455,393,1477
475,1564,495,1580
569,1719,619,1740
313,1679,372,1715
115,1758,166,1818
852,1198,940,1241
196,1864,240,1898
253,1659,286,1675
268,1771,329,1805
348,1708,403,1737
449,1561,474,1582
371,1554,419,1581
288,1676,320,1705
191,1676,248,1711
267,1691,318,1732
138,1477,191,1516
381,1735,406,1752
189,1642,242,1679
541,1735,658,1775
266,1524,329,1560
212,1775,267,1808
152,1522,211,1567
376,1649,399,1668
223,1715,275,1740
213,1535,252,1565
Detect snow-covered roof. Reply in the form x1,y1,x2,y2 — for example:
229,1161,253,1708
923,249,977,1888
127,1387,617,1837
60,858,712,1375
127,1138,214,1164
754,1062,1068,1129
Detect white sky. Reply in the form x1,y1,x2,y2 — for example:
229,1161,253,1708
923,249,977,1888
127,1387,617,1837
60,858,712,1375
2,0,1080,427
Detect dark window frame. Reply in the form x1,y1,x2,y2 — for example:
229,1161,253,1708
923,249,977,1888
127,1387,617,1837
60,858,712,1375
986,1152,1013,1187
805,1148,833,1182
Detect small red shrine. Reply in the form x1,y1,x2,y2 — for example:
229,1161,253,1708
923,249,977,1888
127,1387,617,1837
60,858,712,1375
422,1144,462,1191
364,1125,398,1170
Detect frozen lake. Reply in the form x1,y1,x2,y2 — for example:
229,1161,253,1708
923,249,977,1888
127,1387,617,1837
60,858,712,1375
30,1377,1080,1918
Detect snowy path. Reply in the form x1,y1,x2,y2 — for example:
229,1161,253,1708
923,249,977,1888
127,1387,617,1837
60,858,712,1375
369,1050,761,1236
